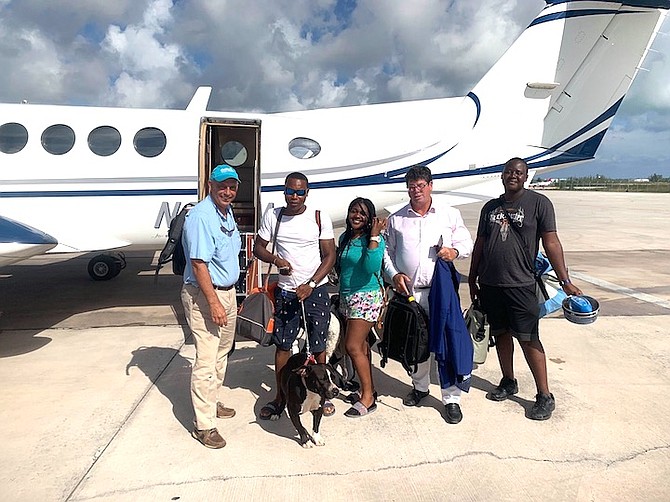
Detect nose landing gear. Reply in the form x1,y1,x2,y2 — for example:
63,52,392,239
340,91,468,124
87,253,127,281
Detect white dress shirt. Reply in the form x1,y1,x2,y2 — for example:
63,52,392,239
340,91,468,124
383,199,473,291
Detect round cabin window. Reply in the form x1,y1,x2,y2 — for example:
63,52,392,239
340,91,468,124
288,137,321,159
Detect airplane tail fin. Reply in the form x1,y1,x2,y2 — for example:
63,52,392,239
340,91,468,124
465,0,668,170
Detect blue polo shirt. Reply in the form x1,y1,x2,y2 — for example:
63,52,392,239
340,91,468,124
182,196,241,288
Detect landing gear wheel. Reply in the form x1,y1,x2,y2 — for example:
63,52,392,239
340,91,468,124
87,253,126,281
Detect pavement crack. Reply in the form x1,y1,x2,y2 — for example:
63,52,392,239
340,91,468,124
5,323,180,332
65,338,188,502
69,444,670,500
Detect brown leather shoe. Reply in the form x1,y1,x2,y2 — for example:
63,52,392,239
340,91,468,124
191,428,226,449
216,402,236,419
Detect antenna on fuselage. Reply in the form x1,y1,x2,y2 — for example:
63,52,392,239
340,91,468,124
186,87,212,112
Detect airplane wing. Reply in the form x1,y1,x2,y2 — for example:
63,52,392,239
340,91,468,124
0,216,58,267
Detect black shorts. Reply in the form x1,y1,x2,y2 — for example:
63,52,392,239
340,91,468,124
272,285,330,352
479,284,539,342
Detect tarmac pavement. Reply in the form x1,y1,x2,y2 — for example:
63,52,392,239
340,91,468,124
1,191,669,501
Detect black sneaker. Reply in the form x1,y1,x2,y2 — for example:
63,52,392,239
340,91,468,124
487,377,518,401
402,389,430,407
529,393,555,421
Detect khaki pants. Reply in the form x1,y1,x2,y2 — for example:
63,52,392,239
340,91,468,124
181,284,237,430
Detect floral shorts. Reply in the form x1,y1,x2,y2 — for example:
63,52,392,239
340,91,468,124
340,289,384,323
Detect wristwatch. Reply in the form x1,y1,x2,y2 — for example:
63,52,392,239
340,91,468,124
370,235,381,243
559,278,572,287
308,279,317,288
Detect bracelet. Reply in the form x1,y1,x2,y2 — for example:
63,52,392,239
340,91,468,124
272,256,278,266
559,278,571,287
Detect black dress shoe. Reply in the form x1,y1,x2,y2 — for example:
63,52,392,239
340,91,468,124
403,389,430,407
444,403,463,424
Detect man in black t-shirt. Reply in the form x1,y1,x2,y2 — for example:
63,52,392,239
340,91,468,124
468,157,582,420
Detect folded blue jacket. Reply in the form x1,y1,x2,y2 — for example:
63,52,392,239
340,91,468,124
428,259,473,391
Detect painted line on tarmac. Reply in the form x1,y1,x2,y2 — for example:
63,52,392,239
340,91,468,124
570,272,670,311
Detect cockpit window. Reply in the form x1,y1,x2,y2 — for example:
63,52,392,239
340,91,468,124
288,137,321,159
88,126,121,156
0,122,29,154
134,127,166,157
42,124,75,155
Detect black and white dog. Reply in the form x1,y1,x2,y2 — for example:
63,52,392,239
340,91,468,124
279,352,341,448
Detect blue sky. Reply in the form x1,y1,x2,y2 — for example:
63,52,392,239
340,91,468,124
1,0,669,179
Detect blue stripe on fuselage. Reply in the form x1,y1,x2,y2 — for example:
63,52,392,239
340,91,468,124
530,9,623,29
0,189,197,198
467,92,481,126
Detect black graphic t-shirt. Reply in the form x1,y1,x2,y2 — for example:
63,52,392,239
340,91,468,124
476,190,556,287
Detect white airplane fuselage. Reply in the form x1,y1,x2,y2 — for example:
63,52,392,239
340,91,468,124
0,92,497,263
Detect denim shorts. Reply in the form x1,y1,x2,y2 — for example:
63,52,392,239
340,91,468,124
340,289,384,323
272,285,330,352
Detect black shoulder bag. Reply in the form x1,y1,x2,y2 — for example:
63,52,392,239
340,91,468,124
497,197,549,301
236,207,285,346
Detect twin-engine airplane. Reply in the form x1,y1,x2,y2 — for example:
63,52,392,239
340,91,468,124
1,0,668,281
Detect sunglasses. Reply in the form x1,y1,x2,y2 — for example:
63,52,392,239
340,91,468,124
284,188,307,196
220,225,236,237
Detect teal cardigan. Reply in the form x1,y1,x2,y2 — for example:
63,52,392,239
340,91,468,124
337,234,386,295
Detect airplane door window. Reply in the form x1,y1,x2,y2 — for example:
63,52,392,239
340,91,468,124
88,126,122,157
41,124,75,155
221,140,247,166
134,127,166,158
0,122,28,154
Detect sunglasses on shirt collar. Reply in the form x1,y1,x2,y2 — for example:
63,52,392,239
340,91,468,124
284,188,307,196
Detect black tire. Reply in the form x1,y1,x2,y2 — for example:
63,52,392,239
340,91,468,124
88,254,121,281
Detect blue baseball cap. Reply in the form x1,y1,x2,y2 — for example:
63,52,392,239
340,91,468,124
210,164,240,182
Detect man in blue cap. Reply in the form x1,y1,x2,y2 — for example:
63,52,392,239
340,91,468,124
181,164,242,448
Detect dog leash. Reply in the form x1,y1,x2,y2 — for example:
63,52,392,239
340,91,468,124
300,300,317,364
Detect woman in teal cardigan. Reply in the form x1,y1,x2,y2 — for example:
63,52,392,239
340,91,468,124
336,197,387,417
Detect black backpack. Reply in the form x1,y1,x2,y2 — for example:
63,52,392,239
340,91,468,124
155,203,194,277
378,294,430,376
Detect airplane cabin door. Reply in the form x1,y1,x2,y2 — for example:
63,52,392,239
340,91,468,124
198,118,262,294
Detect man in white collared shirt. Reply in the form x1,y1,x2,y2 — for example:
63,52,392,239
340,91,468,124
383,165,473,424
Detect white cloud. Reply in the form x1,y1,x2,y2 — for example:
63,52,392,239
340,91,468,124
101,0,193,107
